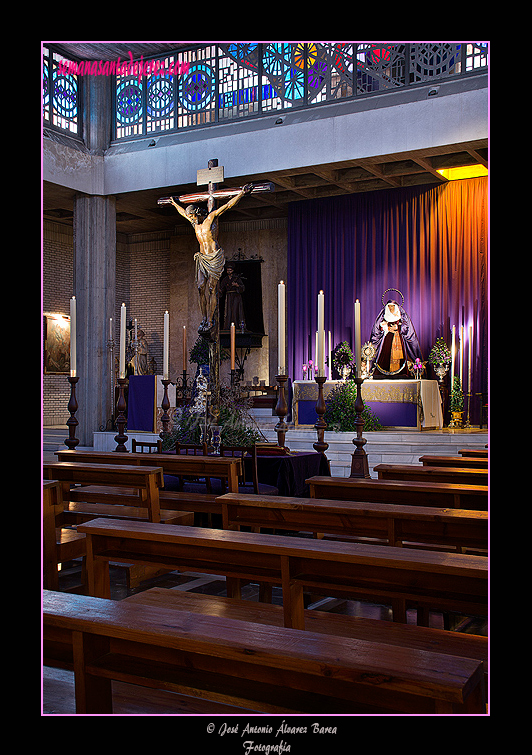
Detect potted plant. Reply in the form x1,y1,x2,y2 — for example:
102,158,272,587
449,375,464,427
324,380,384,432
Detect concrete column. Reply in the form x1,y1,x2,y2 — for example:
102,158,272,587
73,193,116,446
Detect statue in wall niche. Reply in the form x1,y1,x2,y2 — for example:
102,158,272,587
166,184,253,336
133,330,149,375
219,263,246,330
370,290,423,379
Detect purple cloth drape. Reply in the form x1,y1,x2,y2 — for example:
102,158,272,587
287,177,488,422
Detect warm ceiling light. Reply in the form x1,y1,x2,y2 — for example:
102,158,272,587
437,164,488,180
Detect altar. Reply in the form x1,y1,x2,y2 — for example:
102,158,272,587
292,379,443,431
127,375,177,433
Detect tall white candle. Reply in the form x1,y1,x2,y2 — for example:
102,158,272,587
69,296,76,377
328,331,332,380
451,326,456,380
277,281,286,375
119,303,126,379
109,317,113,341
163,310,169,380
134,318,138,342
468,325,473,394
230,323,236,370
354,299,361,377
317,290,325,376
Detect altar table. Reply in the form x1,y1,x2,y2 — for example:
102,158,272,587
292,379,443,430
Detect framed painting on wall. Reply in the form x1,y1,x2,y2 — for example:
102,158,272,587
44,314,70,374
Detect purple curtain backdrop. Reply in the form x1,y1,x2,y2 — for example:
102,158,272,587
286,177,488,423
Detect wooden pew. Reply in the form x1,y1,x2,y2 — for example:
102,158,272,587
43,480,86,591
374,463,488,486
217,492,488,554
55,449,242,493
42,462,191,526
125,587,489,700
42,590,486,714
77,518,488,627
54,450,242,517
460,448,488,458
419,454,488,469
307,476,488,510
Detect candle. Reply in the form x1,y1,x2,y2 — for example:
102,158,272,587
183,325,187,372
328,331,332,380
163,310,169,380
109,317,113,341
119,303,126,379
317,290,325,376
451,326,456,380
468,325,473,394
69,296,76,377
230,322,236,370
134,318,138,342
354,299,361,377
278,281,286,375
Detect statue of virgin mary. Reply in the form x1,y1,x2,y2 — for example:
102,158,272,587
370,291,423,379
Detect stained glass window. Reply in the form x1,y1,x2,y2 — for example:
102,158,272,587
42,46,79,135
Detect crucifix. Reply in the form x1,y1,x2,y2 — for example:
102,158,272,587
158,159,274,429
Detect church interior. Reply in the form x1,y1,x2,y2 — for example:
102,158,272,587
42,42,489,720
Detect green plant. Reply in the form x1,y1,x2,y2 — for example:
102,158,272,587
428,337,452,366
161,383,265,450
189,335,230,365
449,375,464,412
324,380,384,432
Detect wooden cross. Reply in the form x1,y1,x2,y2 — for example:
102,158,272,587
158,158,274,210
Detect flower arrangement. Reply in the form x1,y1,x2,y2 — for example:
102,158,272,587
428,337,452,367
333,342,355,379
189,334,229,366
324,380,384,432
409,357,427,377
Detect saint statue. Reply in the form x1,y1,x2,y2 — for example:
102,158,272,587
132,329,149,375
370,293,423,379
168,184,253,335
219,263,246,330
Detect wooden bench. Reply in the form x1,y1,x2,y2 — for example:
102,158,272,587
460,448,488,458
217,492,488,554
125,587,489,701
42,590,486,714
42,462,192,526
307,476,488,510
77,518,488,627
54,450,243,517
419,454,488,469
374,463,488,486
55,449,242,492
43,480,86,591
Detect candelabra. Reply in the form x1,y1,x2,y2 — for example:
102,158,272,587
349,375,371,478
313,374,329,454
65,376,80,450
274,374,289,448
114,377,128,452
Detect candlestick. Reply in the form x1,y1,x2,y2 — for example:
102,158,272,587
160,378,171,439
274,374,289,448
278,281,286,375
65,376,79,449
183,325,187,372
354,299,361,378
230,322,236,371
163,310,169,380
349,375,370,478
317,291,325,376
69,296,76,377
114,377,128,452
119,303,126,379
313,374,329,454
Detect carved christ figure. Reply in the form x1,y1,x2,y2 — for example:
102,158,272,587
168,184,253,334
